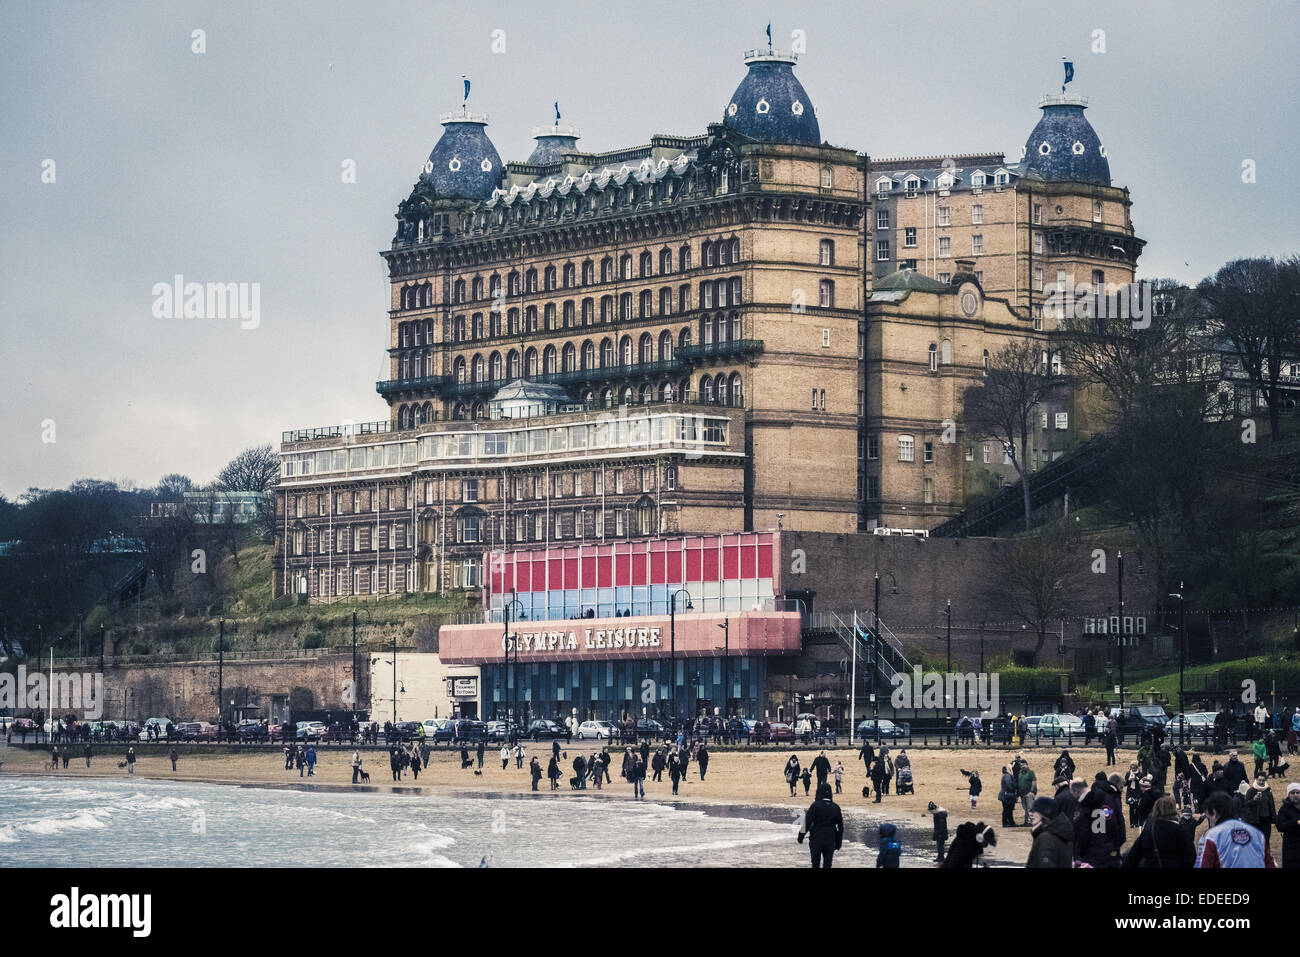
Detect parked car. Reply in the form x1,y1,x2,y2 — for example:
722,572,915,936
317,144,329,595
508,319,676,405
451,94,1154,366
296,721,327,741
1034,713,1086,737
1167,712,1216,736
10,718,39,738
635,718,666,736
486,720,522,741
138,718,172,741
392,721,424,741
766,721,795,742
424,719,454,743
1114,705,1171,737
856,719,907,740
575,720,617,740
527,719,569,741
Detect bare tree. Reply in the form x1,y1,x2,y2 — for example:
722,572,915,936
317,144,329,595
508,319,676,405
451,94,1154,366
217,444,280,493
963,339,1063,531
1197,256,1300,441
987,525,1079,665
154,473,194,500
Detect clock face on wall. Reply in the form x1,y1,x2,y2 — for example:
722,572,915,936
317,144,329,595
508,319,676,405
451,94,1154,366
958,282,981,318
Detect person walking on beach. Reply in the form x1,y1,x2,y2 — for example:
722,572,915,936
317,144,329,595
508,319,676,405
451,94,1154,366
800,763,813,796
547,755,561,791
515,743,525,769
668,750,682,796
630,754,645,800
125,747,135,775
409,747,421,781
530,756,542,791
797,782,844,869
307,746,317,777
169,746,179,772
83,743,92,768
833,759,845,795
1104,723,1118,766
476,741,485,770
351,750,363,784
965,769,982,809
784,754,801,796
1123,795,1195,868
881,749,894,795
811,750,831,789
1000,766,1018,827
697,742,709,781
928,802,949,864
390,747,401,782
858,739,874,774
1017,760,1037,825
1196,792,1275,867
652,748,666,783
284,744,293,771
501,744,510,770
870,755,886,803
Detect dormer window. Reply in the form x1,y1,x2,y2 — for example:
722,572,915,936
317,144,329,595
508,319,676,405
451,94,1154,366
994,169,1010,186
875,177,893,197
903,175,921,196
970,171,986,189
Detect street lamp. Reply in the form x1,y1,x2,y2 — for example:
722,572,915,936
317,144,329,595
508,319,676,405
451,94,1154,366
1117,551,1125,714
503,595,524,732
717,619,730,719
1170,582,1186,724
871,572,898,721
669,588,693,726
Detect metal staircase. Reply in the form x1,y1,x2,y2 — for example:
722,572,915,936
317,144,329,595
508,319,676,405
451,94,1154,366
807,609,913,686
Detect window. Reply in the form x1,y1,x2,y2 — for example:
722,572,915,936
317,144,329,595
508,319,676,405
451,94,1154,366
971,234,983,255
928,343,938,372
904,227,916,248
923,441,934,463
970,171,986,189
1093,200,1103,223
819,239,835,265
941,339,951,364
664,465,677,491
937,272,951,284
867,433,879,460
1033,232,1044,254
876,209,890,230
938,236,951,258
1034,267,1044,291
923,477,934,504
937,206,951,227
1032,203,1043,225
819,280,835,308
821,328,830,347
971,204,983,225
462,478,478,503
875,240,890,261
1055,412,1069,430
898,435,914,462
1091,269,1104,290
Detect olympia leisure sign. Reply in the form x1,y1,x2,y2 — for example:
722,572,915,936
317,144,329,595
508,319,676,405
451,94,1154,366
504,626,663,655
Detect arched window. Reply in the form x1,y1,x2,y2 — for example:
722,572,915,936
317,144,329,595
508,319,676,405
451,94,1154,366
679,327,692,350
619,293,632,320
507,350,520,379
729,372,743,406
639,383,654,404
729,311,742,342
526,306,538,332
543,266,555,291
730,237,740,262
620,335,633,366
507,271,520,296
928,343,938,372
659,380,675,401
489,310,501,338
715,373,729,405
525,269,537,293
638,333,654,364
542,345,557,375
562,342,576,372
489,274,502,299
600,338,614,368
718,238,730,266
525,347,538,377
600,257,613,282
581,340,595,370
660,287,672,315
420,401,433,424
471,313,484,340
581,260,594,285
620,254,633,280
639,251,653,278
563,263,575,288
489,352,503,381
600,296,613,323
601,387,614,408
941,339,952,365
472,276,484,300
659,330,674,361
620,385,634,406
701,375,714,402
507,308,519,336
563,301,575,328
679,245,692,270
702,240,714,267
397,404,410,429
581,298,594,326
452,402,467,420
471,354,485,382
453,315,466,342
659,248,673,274
453,356,466,383
471,400,486,420
544,304,556,330
453,279,465,303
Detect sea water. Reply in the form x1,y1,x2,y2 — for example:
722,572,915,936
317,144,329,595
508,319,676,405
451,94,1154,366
0,775,938,868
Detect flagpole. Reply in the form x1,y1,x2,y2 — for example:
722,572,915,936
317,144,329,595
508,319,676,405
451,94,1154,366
850,612,858,743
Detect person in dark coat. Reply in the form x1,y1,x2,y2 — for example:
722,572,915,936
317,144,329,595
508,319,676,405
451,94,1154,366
697,743,709,780
927,801,949,864
797,782,844,868
572,753,587,789
1276,782,1300,868
547,755,561,790
1103,724,1118,766
1135,776,1163,826
1123,796,1196,868
530,756,542,791
390,747,402,781
876,822,901,868
668,751,682,795
941,822,996,868
652,749,666,782
800,764,813,796
1053,750,1075,782
858,739,875,773
1075,783,1126,867
1026,797,1074,868
1188,753,1209,809
869,756,887,803
999,766,1018,827
1223,750,1249,792
811,750,832,787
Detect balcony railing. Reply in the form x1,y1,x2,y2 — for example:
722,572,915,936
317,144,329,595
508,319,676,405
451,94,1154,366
281,420,398,443
677,339,764,362
376,375,448,397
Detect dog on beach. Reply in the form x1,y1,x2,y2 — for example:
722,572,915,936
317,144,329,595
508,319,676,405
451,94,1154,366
358,770,370,783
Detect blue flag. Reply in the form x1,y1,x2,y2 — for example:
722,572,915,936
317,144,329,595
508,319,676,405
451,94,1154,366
766,22,772,49
1062,59,1074,93
462,74,470,104
554,101,561,124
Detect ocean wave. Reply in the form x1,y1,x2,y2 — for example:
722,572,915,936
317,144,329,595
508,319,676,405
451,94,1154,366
22,809,112,835
566,833,791,867
0,825,19,843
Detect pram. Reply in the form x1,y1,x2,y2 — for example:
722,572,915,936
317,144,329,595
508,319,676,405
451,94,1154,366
896,766,915,795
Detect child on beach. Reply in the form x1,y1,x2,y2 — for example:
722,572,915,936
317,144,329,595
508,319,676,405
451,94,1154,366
876,822,901,868
962,768,982,809
800,765,813,796
833,760,844,794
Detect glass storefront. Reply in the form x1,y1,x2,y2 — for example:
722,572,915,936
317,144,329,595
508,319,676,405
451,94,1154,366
481,654,766,724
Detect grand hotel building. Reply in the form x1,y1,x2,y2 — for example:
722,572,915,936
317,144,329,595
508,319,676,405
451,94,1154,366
274,47,1143,720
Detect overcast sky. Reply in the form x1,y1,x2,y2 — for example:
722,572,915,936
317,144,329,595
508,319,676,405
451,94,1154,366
2,0,1297,498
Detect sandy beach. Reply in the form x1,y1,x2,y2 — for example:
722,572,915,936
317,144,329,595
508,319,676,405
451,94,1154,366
2,740,1287,866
